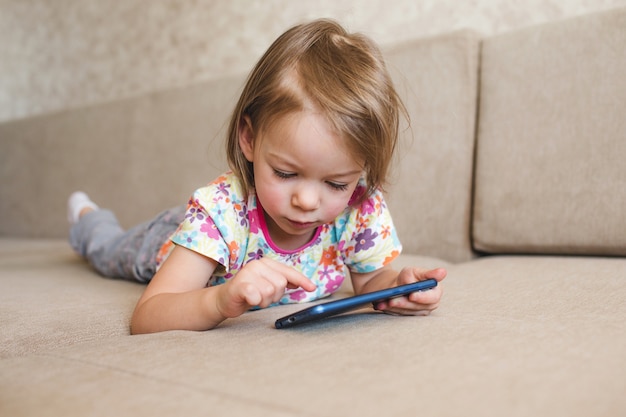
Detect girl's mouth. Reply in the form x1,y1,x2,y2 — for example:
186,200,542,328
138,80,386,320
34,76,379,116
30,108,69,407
287,219,316,229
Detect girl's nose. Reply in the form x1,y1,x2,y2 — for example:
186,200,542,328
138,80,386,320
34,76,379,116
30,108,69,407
292,183,320,211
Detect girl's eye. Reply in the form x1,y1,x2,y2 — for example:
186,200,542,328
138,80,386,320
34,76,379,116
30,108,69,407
273,169,295,180
327,182,349,191
274,169,348,191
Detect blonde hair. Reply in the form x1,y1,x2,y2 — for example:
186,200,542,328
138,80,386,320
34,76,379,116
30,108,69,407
226,19,405,202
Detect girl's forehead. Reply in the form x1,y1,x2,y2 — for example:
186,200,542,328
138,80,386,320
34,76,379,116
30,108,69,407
262,110,364,173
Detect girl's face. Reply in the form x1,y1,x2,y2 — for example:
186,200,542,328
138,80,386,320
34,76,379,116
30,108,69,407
240,110,364,250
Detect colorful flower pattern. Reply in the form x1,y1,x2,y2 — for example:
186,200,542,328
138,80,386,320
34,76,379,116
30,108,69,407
159,172,402,306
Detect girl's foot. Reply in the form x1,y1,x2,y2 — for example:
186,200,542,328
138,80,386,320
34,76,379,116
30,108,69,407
67,191,99,224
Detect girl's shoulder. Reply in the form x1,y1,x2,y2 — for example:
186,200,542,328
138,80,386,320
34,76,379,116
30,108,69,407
330,184,392,238
346,182,388,218
185,172,253,246
188,172,250,228
192,171,247,206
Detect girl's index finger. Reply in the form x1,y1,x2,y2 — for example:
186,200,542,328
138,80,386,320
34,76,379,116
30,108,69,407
261,257,316,292
285,271,316,292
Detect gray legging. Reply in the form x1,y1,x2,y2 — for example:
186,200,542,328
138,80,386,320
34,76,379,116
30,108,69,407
69,206,185,283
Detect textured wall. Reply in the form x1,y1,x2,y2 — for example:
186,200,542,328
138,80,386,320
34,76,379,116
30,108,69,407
1,0,626,123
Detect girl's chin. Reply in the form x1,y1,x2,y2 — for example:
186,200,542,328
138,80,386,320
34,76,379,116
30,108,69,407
272,221,319,247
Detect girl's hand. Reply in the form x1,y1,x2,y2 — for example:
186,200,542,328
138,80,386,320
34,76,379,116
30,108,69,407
215,257,316,319
373,267,446,316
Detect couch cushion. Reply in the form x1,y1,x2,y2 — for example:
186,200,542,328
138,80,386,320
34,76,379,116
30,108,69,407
1,255,625,416
384,30,480,263
473,8,626,255
0,239,144,358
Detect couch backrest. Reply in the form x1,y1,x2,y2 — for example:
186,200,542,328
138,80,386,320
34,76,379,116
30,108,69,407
384,31,480,263
473,8,626,256
0,31,480,264
0,76,241,236
8,6,621,262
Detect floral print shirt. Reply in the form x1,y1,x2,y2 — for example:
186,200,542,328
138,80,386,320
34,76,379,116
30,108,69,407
156,171,402,305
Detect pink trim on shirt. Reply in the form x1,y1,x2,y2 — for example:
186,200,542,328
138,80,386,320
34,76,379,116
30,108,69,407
255,198,321,255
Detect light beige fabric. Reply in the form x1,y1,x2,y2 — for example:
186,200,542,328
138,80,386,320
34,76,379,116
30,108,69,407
1,244,625,416
0,76,240,237
0,239,143,358
385,31,480,263
473,8,626,255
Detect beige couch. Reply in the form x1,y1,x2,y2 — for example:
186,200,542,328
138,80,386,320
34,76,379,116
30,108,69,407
1,9,625,417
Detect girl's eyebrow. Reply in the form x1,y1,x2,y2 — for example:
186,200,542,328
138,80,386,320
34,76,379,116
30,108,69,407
330,168,364,179
266,152,297,168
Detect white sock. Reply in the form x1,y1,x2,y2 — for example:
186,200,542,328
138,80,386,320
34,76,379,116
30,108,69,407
67,191,99,224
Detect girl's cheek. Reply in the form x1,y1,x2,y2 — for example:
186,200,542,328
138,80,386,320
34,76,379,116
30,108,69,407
325,197,352,219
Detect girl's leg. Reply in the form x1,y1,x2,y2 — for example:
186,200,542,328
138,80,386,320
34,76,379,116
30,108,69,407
69,201,185,283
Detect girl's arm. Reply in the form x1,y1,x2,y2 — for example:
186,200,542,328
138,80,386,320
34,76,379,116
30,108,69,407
350,265,446,316
131,245,222,334
131,245,315,334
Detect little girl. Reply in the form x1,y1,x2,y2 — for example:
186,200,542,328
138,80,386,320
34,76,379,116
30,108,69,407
68,19,446,334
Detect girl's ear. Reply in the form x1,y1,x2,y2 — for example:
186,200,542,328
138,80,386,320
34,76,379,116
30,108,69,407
239,115,255,162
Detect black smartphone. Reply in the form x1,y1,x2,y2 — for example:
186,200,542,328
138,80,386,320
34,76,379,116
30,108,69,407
274,278,438,329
